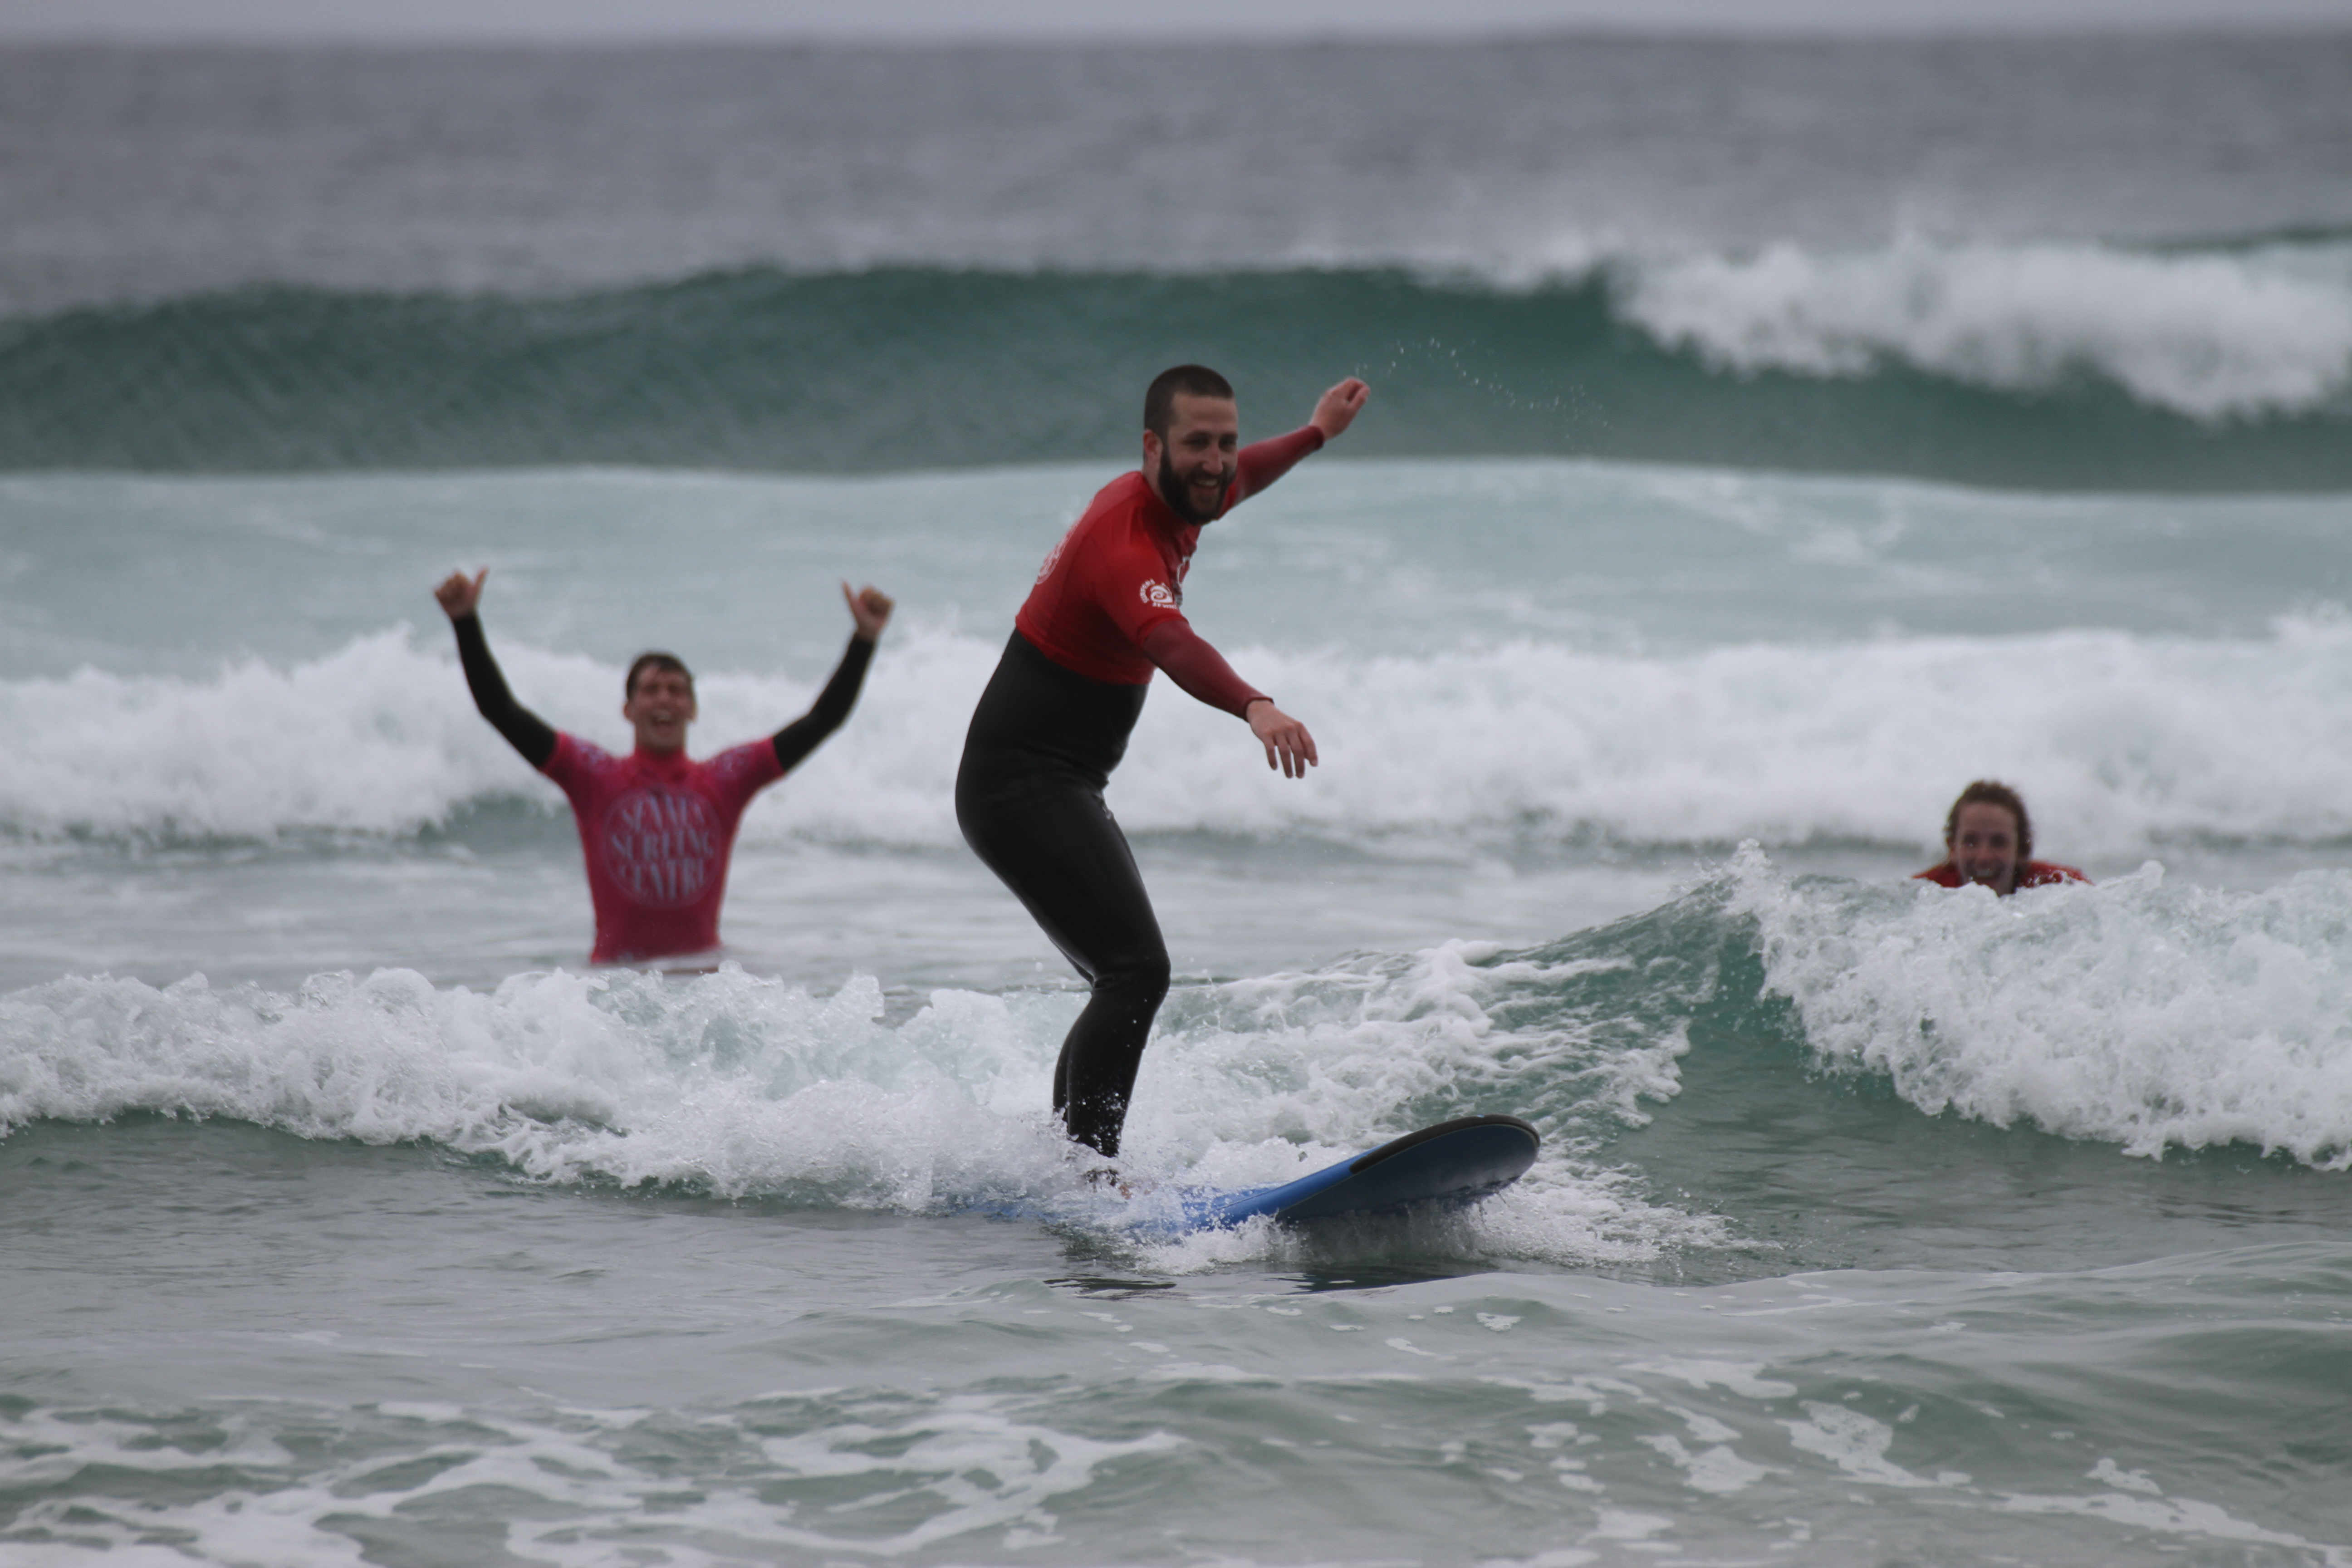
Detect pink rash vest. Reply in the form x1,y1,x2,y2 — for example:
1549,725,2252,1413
541,735,784,964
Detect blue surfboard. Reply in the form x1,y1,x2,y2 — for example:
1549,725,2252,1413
1169,1114,1540,1232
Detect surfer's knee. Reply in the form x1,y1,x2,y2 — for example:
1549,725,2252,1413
1099,946,1170,1008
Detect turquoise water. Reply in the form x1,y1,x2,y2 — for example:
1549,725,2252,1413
5,34,2352,1568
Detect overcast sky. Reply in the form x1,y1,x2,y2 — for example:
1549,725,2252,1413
7,0,2350,42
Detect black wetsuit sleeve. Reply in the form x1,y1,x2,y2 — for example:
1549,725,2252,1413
450,613,558,769
772,632,877,773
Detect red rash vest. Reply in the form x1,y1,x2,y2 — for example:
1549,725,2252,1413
1014,426,1323,712
542,735,785,964
1913,860,2089,892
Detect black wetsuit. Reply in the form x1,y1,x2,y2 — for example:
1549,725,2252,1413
956,632,1166,1157
959,429,1321,1157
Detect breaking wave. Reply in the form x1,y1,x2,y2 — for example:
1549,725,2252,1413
5,236,2348,490
7,619,2352,858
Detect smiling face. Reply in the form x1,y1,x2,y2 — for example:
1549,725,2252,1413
1947,799,2024,895
622,665,697,755
1142,392,1240,524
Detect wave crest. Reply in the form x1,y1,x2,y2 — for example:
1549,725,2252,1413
6,238,2348,489
1732,848,2352,1168
1620,236,2352,422
10,620,2352,858
0,951,1704,1262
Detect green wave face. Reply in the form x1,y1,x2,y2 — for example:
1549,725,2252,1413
6,262,2348,490
1434,860,2352,1279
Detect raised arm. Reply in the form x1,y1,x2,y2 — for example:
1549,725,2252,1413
1137,621,1318,780
772,583,893,773
1228,377,1368,505
436,568,557,769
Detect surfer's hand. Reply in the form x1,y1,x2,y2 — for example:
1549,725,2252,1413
1310,377,1369,441
434,568,487,620
1247,700,1318,779
843,582,894,642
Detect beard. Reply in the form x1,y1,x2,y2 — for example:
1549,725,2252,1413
1153,449,1229,525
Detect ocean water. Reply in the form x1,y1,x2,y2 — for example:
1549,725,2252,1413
5,34,2352,1568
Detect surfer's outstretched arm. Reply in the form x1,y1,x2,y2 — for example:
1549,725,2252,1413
1227,377,1368,505
1135,620,1318,779
771,583,893,773
436,568,556,768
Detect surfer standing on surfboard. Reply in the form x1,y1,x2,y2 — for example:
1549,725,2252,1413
956,365,1369,1161
433,568,893,965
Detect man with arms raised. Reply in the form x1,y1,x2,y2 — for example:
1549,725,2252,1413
436,568,893,964
1916,779,2087,895
957,365,1368,1161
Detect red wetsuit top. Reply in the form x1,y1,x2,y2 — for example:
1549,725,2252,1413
1014,425,1323,714
542,735,785,964
1913,860,2089,892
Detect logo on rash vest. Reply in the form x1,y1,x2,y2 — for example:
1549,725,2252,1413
1035,526,1078,584
599,788,722,910
1139,578,1180,609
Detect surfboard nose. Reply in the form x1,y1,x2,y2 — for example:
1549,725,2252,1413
1171,1114,1543,1233
1276,1115,1541,1225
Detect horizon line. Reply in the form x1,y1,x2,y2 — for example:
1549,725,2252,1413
6,16,2351,48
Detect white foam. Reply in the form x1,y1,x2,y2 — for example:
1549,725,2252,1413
1638,1433,1776,1495
0,1394,1181,1565
0,943,1710,1265
11,615,2352,859
0,965,1067,1203
1732,846,2352,1167
1617,235,2352,420
1780,1401,1942,1487
1999,1489,2350,1563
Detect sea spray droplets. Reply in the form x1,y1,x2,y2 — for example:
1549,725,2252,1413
1730,847,2352,1167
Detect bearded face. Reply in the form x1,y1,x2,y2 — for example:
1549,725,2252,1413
1149,394,1239,524
1155,444,1228,523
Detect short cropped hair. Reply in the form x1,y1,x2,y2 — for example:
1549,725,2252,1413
625,651,693,701
1144,364,1235,438
1943,779,2032,863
